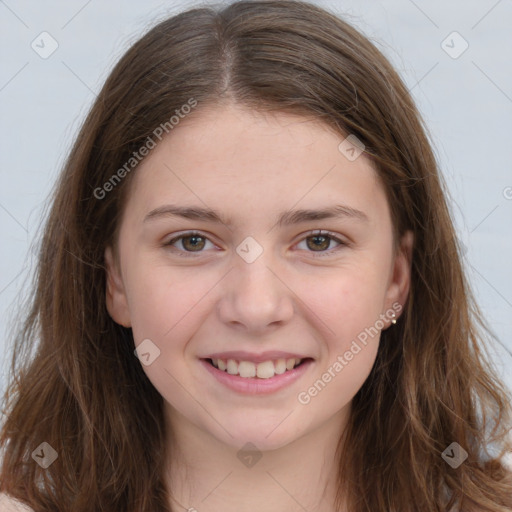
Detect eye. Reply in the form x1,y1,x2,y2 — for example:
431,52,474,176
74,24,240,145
165,232,216,255
296,230,346,256
164,230,347,257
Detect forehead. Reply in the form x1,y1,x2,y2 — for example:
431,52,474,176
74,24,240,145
123,104,387,228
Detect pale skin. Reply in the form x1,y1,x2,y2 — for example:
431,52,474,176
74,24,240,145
105,104,413,512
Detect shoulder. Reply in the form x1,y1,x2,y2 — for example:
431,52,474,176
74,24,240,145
0,493,34,512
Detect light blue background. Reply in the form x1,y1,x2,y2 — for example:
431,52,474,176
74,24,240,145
1,1,511,402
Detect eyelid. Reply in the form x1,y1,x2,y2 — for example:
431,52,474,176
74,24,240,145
164,229,348,257
165,231,218,256
294,229,347,257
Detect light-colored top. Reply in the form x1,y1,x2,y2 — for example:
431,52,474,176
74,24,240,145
0,493,34,512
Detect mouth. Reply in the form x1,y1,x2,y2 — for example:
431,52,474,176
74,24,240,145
199,355,314,395
204,357,311,379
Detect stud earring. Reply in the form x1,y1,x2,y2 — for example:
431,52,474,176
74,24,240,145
390,311,397,325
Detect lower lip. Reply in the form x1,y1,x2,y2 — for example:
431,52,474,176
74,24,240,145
200,359,314,395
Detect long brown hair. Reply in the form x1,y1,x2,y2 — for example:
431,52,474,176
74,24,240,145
1,1,511,510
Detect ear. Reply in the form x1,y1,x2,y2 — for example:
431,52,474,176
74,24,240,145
383,230,414,325
104,246,132,328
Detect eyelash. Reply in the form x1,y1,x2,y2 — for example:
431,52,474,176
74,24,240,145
164,230,347,258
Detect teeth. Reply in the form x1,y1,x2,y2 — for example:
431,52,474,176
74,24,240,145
210,357,304,378
239,361,256,378
227,359,238,375
256,361,275,379
274,358,287,375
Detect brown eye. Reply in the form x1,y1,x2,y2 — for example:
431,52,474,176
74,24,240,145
180,235,206,251
306,234,331,251
167,232,214,254
296,231,346,256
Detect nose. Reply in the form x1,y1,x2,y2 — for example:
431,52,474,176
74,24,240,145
217,252,294,334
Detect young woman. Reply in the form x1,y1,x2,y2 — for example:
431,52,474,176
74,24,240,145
1,1,511,511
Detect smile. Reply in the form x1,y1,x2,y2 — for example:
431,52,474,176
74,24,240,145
208,357,304,379
200,357,314,395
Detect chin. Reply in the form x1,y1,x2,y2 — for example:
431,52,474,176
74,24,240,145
208,415,303,452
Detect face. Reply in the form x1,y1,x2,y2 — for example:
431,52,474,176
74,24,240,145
105,104,412,451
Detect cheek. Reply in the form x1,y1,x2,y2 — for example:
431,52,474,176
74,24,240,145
123,259,214,413
296,268,383,412
124,256,216,343
297,260,389,344
305,339,379,412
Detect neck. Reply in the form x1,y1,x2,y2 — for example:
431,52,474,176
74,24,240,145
164,407,350,512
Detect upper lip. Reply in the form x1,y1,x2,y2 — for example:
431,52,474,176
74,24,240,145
201,351,311,364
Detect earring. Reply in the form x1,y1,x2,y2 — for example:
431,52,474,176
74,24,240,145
390,311,397,325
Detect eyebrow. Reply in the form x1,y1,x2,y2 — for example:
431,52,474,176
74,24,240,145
144,204,369,226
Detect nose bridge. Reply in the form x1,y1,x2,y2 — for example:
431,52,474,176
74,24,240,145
237,255,277,298
218,238,294,330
